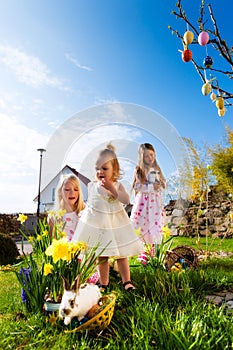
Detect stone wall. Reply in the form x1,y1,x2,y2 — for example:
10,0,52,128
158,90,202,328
164,187,233,238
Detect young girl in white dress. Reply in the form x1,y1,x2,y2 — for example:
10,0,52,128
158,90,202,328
72,144,142,291
130,143,166,246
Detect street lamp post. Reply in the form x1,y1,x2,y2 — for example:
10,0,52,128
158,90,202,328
37,148,46,218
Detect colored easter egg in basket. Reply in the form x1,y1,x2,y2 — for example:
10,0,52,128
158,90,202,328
79,317,89,325
87,304,101,319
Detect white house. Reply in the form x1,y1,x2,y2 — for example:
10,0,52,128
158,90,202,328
33,165,90,213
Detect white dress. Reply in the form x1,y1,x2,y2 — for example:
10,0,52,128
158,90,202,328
72,181,142,257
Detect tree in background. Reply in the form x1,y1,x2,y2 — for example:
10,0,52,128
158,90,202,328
169,0,233,117
210,127,233,195
178,127,233,202
179,137,214,201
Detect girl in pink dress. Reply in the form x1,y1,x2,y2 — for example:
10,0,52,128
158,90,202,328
53,174,85,241
130,143,166,246
52,174,99,284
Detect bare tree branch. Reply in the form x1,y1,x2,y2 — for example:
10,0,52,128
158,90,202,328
169,0,233,108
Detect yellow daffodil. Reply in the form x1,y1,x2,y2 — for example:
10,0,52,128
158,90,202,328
42,230,49,237
44,263,54,276
28,236,34,242
229,213,233,221
60,231,67,237
76,241,88,251
36,234,42,241
47,210,56,220
17,213,28,224
46,312,57,326
162,225,171,239
45,237,69,263
57,209,66,219
56,221,65,230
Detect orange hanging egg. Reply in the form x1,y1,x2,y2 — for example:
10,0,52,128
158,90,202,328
182,49,192,62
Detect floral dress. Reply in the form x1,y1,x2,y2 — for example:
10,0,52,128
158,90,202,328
72,181,142,257
130,175,165,245
62,211,79,241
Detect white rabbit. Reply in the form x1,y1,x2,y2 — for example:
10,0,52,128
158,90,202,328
59,274,101,325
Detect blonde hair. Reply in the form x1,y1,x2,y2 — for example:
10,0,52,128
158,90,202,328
54,174,85,214
133,143,165,185
97,143,122,181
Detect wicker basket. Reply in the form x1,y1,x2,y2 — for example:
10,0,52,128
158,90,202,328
165,245,199,272
64,292,117,333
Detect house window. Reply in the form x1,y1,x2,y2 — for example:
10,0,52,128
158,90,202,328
52,188,55,202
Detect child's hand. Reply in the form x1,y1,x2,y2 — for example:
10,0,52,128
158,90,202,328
100,179,118,198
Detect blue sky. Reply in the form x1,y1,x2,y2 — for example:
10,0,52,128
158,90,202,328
0,0,232,213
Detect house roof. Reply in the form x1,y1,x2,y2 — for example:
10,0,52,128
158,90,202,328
33,165,91,201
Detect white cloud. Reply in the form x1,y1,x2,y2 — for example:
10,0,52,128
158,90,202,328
0,113,48,172
0,113,48,213
65,53,92,71
0,44,67,89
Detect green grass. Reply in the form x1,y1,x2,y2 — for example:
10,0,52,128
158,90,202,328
170,235,233,253
1,239,233,349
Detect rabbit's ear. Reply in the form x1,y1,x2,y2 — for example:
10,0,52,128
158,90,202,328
71,274,81,293
61,274,70,291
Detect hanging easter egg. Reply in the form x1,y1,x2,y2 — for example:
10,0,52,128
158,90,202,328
198,31,209,46
201,82,212,96
215,97,224,109
182,49,192,62
203,56,213,68
218,107,226,117
183,30,194,45
210,92,217,101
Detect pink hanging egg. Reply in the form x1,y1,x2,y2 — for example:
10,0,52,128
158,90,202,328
198,31,209,46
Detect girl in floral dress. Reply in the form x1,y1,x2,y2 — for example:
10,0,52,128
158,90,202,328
130,143,166,247
53,174,85,241
51,174,100,284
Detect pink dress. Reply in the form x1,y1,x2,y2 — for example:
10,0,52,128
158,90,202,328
62,211,79,241
130,179,165,245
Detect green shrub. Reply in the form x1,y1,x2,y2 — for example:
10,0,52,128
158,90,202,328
0,233,19,265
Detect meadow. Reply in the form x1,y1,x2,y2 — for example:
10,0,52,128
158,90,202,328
1,236,233,350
